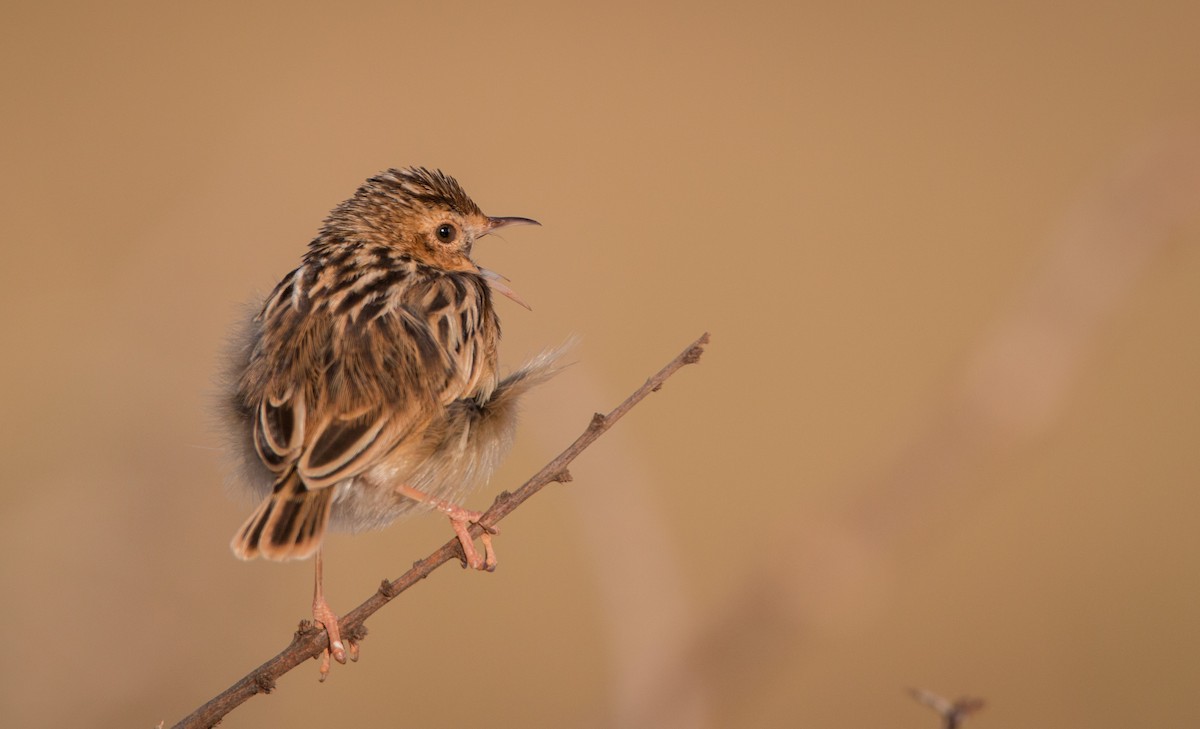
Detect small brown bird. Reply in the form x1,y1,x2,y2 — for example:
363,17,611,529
222,167,559,677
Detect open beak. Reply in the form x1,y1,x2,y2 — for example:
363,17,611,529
486,216,540,232
478,216,540,310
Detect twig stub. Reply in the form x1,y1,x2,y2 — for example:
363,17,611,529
252,674,275,695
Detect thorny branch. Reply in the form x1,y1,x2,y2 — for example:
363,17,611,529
170,332,711,729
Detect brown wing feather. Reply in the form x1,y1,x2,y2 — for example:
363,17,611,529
252,387,306,473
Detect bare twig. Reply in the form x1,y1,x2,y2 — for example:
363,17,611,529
170,332,711,729
908,688,985,729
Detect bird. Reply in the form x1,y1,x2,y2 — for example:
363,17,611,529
220,167,561,678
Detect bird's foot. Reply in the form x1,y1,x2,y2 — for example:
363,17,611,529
448,507,498,572
393,484,499,571
312,593,357,681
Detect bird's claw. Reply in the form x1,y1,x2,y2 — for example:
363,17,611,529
317,637,357,681
312,590,352,681
450,512,498,571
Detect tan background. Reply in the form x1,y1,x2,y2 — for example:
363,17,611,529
3,2,1199,728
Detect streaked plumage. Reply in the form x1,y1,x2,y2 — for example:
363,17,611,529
220,167,558,676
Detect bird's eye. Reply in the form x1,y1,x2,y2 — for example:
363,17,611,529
435,223,458,244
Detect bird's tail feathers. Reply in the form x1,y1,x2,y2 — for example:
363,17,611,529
492,337,576,407
230,468,332,561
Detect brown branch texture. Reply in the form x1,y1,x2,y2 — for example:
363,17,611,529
171,332,711,729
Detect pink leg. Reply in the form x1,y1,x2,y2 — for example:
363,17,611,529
312,548,356,681
395,484,497,571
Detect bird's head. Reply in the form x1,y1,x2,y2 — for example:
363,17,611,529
321,167,537,308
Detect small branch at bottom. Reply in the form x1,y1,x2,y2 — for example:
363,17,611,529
908,687,986,729
170,331,710,729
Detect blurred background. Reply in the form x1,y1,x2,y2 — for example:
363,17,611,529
2,2,1199,728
